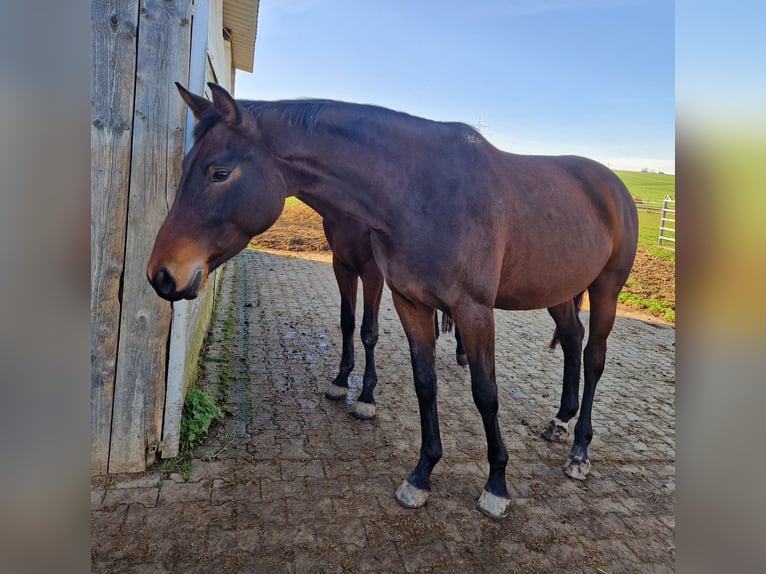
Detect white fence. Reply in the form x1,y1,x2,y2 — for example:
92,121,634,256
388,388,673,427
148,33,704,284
657,195,675,251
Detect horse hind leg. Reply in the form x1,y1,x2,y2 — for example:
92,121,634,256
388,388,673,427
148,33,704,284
325,259,358,402
541,298,584,443
438,313,468,366
350,261,384,419
564,275,622,480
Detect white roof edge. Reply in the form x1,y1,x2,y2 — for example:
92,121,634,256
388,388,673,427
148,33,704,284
222,0,259,73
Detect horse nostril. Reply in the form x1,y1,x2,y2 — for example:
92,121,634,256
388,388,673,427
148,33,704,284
152,266,176,298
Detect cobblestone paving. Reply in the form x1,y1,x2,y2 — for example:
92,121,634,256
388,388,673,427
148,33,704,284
92,249,675,573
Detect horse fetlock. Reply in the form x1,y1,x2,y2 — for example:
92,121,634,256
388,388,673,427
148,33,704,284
395,480,430,508
456,352,468,366
350,400,376,419
477,489,511,519
324,383,348,401
541,417,573,443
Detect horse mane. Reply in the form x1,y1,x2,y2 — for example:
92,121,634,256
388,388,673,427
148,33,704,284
242,99,483,143
193,96,485,147
243,100,334,135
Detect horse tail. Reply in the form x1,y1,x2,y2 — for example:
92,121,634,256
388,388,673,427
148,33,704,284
441,312,455,334
549,291,585,350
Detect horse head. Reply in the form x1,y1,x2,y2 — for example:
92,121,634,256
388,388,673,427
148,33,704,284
147,83,285,301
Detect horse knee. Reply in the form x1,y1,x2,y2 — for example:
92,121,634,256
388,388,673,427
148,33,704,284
340,314,355,334
584,344,606,378
471,384,499,416
557,321,584,350
361,326,378,348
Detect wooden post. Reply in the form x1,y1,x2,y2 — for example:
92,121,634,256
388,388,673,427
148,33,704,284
108,0,192,473
90,0,140,475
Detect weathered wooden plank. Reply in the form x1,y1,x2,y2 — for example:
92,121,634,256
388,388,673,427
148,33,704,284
109,0,192,473
90,0,140,475
162,0,232,459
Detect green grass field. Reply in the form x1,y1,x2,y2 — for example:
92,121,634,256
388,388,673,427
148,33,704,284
614,170,675,259
613,170,675,203
284,196,302,207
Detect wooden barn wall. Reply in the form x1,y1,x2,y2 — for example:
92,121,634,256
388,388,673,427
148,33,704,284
91,0,193,474
91,0,141,475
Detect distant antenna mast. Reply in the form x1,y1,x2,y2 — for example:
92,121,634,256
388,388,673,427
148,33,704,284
476,116,489,135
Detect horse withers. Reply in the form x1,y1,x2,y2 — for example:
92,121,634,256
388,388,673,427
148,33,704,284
148,83,637,518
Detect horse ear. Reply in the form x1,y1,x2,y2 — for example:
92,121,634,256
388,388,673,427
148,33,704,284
175,82,211,119
208,82,242,127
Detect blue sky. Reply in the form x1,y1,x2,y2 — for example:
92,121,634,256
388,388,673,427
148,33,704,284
235,0,674,173
676,0,766,121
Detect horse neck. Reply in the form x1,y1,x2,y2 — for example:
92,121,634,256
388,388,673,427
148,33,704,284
252,105,406,232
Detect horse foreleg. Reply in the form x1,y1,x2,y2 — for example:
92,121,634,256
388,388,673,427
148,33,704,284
542,299,584,443
565,279,619,480
391,292,442,510
326,258,358,401
350,261,384,419
456,304,511,518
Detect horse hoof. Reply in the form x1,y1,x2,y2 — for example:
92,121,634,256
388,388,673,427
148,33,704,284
350,401,376,419
395,480,429,508
563,456,591,480
541,417,571,443
477,489,511,519
325,384,347,401
456,352,468,366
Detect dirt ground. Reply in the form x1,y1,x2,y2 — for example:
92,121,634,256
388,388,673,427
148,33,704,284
92,211,676,571
252,201,675,324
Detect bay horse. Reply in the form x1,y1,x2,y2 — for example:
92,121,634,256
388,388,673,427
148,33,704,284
320,208,466,420
148,83,638,518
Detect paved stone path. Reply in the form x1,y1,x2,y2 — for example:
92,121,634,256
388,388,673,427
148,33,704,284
92,249,675,573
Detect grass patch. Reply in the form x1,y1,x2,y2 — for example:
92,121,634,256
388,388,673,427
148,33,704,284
636,211,675,260
614,169,676,258
180,387,223,456
614,170,675,203
618,290,675,322
161,386,223,480
284,195,301,207
160,272,236,479
613,170,676,321
615,170,676,259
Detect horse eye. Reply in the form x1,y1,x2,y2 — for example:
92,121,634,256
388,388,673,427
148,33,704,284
211,169,231,183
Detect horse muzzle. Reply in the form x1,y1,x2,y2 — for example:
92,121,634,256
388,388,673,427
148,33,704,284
148,264,205,301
